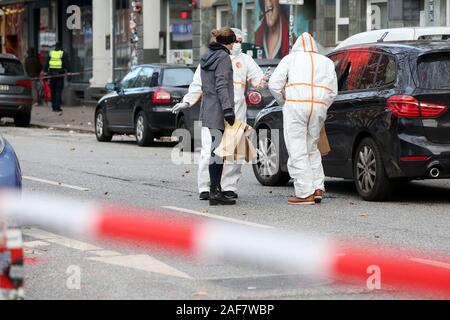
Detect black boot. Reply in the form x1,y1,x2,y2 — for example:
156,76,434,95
199,192,210,201
209,186,236,206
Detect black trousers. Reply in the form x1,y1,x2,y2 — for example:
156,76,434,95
209,129,224,189
50,76,64,111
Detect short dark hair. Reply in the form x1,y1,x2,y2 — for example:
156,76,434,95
55,42,62,50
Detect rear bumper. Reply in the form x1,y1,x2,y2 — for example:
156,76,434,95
0,104,32,118
146,107,177,136
396,134,450,179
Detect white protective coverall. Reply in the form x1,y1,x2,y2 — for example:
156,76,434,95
269,33,338,198
182,39,265,194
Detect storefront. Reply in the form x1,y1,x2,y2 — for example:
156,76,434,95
165,0,193,65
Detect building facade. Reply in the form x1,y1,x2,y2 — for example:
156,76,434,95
0,0,449,105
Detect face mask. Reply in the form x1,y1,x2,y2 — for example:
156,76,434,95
231,43,242,56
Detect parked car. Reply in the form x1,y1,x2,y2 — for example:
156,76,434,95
0,131,24,300
95,64,194,146
175,59,280,150
0,54,33,128
253,41,450,201
335,27,450,51
0,132,22,189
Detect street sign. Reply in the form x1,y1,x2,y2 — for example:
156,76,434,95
279,0,304,5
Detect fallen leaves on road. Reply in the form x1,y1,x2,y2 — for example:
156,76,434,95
193,291,208,297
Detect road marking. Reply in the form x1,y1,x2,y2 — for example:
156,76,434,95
163,206,273,229
23,176,89,192
23,240,50,248
87,255,192,279
23,228,192,279
411,258,450,270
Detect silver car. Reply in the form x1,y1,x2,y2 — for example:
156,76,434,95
0,54,33,127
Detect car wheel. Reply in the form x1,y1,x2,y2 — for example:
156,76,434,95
354,138,393,201
95,109,113,142
253,128,291,186
177,116,194,152
14,113,31,128
135,111,154,147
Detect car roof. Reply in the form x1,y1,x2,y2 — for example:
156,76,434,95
333,40,450,55
335,27,450,51
136,64,193,69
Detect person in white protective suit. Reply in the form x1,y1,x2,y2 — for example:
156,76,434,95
173,28,267,201
269,32,338,205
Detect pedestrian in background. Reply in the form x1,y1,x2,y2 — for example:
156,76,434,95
269,32,338,205
198,27,237,206
25,48,42,107
44,42,70,113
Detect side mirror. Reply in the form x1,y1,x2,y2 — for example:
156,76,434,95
105,82,118,91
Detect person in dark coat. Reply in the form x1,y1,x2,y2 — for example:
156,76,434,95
200,27,237,206
25,48,43,106
44,42,71,112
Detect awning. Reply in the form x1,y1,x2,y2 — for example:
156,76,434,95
0,0,34,6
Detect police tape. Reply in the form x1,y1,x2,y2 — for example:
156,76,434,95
0,191,449,297
31,71,92,81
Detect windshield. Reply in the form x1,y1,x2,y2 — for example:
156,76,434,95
417,53,450,89
0,59,24,76
162,68,194,87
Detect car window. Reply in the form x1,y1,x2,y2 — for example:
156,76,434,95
135,67,155,88
329,52,348,80
374,54,396,87
0,59,24,76
340,51,379,91
120,68,141,89
162,68,194,87
417,52,450,89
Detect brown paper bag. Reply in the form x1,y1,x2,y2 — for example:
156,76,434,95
319,127,331,156
215,120,257,163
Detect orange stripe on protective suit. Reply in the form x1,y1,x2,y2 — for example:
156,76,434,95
285,83,335,93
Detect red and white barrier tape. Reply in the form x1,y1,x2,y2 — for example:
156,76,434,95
1,191,449,297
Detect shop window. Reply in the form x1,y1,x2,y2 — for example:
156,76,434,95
167,0,193,65
114,0,131,81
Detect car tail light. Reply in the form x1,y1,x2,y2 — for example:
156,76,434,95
246,91,263,106
152,88,171,104
400,156,430,161
387,95,448,118
16,80,32,91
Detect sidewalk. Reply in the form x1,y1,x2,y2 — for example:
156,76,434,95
31,105,95,133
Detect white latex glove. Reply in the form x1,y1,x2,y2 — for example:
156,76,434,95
172,102,189,114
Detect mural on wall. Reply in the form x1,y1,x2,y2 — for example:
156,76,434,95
228,0,313,59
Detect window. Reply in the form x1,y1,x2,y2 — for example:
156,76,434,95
367,0,388,31
330,52,348,80
135,67,155,88
358,53,381,90
0,59,24,75
418,53,450,89
340,51,378,91
374,54,396,87
162,68,194,87
120,67,141,89
336,0,350,43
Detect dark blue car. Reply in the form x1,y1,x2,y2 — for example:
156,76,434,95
0,132,22,189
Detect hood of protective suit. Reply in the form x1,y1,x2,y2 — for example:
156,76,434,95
292,32,318,53
200,42,230,71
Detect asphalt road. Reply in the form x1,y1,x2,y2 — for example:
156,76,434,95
2,127,450,300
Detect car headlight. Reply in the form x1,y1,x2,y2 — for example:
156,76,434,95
0,133,5,154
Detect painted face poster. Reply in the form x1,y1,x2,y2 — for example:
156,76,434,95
252,0,314,59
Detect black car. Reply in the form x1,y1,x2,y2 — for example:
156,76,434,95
175,59,280,150
95,64,194,146
253,41,450,201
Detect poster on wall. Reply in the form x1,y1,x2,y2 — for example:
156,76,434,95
168,49,193,65
239,0,313,59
